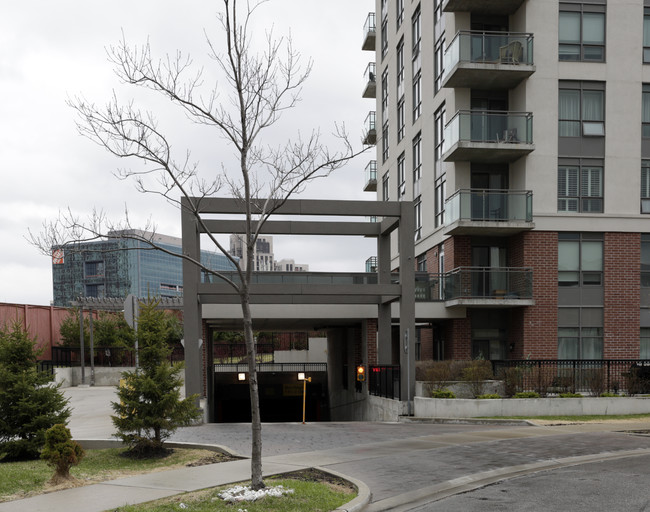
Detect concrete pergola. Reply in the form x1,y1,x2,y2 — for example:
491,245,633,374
181,197,416,405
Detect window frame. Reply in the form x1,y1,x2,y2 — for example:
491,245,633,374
382,173,390,201
558,158,604,213
382,121,389,163
559,81,605,138
414,196,422,241
397,97,405,142
558,3,606,62
558,232,603,287
397,152,406,198
396,37,405,99
642,161,650,213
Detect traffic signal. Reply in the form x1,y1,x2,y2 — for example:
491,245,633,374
356,365,366,382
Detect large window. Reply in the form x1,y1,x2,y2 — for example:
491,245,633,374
434,104,446,178
558,232,603,287
642,328,650,358
382,173,389,201
559,3,605,62
84,260,104,278
412,72,421,122
643,84,650,137
558,161,603,213
382,122,389,163
434,37,445,94
435,177,446,228
396,0,404,29
381,19,388,60
381,69,389,119
642,161,650,213
412,133,421,194
559,83,605,137
644,9,650,63
412,5,421,74
558,309,603,359
414,196,422,241
642,234,650,286
396,38,404,100
397,98,405,142
397,152,406,198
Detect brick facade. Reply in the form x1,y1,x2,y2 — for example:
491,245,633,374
604,233,641,358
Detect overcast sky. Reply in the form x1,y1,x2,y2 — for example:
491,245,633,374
0,1,377,306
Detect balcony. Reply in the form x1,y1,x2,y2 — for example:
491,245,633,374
443,31,534,90
443,267,534,307
362,12,376,51
362,62,376,98
364,160,377,192
362,111,377,145
442,110,534,163
443,0,525,15
444,189,534,236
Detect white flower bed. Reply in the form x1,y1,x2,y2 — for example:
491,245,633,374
216,484,295,503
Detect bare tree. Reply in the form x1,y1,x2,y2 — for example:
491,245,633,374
31,0,366,490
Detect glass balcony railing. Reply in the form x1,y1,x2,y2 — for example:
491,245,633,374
362,12,376,51
443,110,533,153
444,31,534,73
364,160,377,192
445,189,533,224
443,267,533,301
363,111,377,145
363,62,376,98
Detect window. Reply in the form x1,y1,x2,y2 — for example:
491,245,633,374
414,196,422,240
381,69,389,119
397,98,405,141
397,152,406,198
641,84,650,138
559,83,605,137
397,38,404,99
642,328,650,358
412,6,421,75
642,162,650,213
382,173,389,201
382,122,389,163
412,133,421,193
85,283,105,298
434,104,446,178
559,4,605,62
396,0,404,28
412,72,421,122
434,37,445,94
558,161,603,213
645,10,650,63
84,261,104,278
642,235,650,286
558,307,603,359
416,253,427,271
381,19,388,60
435,177,446,228
558,232,603,287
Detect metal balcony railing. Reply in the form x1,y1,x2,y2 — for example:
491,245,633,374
443,267,533,300
363,111,377,145
445,189,533,223
444,31,534,73
364,160,377,191
443,110,533,153
362,12,376,51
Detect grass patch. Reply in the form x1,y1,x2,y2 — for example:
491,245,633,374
481,413,650,422
114,469,356,512
0,448,235,502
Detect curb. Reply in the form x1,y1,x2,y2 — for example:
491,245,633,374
316,466,371,512
399,416,535,426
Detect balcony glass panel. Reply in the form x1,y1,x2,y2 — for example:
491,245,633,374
443,110,533,153
445,189,532,223
443,267,533,300
363,12,376,49
364,160,377,189
444,31,533,74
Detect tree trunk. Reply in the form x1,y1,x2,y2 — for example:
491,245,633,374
241,292,264,490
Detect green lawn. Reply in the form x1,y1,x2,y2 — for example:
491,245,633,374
0,448,232,502
487,413,650,422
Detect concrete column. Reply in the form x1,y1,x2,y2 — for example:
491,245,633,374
181,200,203,403
399,202,416,408
377,231,392,364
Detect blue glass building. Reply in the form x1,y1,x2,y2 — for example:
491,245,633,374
52,231,236,306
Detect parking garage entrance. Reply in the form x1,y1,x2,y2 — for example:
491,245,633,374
211,363,328,422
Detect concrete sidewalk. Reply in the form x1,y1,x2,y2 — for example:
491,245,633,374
2,386,650,512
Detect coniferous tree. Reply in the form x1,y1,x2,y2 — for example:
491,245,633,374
111,300,200,456
0,322,70,461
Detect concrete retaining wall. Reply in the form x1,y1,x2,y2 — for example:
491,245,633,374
416,380,505,398
415,396,650,418
55,367,131,388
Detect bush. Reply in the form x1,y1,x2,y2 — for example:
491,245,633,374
41,424,84,483
112,300,201,457
498,366,524,397
583,368,607,397
0,322,70,461
559,392,582,398
513,391,540,398
477,394,501,399
461,359,493,398
600,392,620,397
424,361,453,391
431,388,456,399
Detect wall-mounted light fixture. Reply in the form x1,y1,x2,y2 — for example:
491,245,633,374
238,372,246,381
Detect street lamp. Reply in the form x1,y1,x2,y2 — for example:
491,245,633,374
297,372,312,424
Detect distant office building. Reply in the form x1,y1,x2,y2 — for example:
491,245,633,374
275,259,309,272
52,230,236,307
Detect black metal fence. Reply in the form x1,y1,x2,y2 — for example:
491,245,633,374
213,343,274,364
491,359,650,395
42,345,185,372
368,365,401,399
